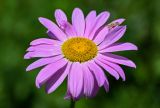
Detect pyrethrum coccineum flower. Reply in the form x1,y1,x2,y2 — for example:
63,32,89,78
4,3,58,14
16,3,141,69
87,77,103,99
24,8,138,100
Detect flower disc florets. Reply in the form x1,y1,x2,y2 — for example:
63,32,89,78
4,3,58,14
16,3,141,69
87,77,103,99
62,37,98,63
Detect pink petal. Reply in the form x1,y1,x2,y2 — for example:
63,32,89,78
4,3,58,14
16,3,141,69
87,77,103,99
47,31,58,40
99,42,138,53
99,53,136,68
48,22,76,38
30,38,60,46
63,22,77,37
46,62,72,94
64,76,72,100
93,26,109,45
27,45,60,52
99,26,126,50
107,18,125,30
88,11,110,40
103,77,109,92
84,10,96,38
82,63,94,97
26,55,63,71
72,8,85,36
111,18,125,25
24,49,61,59
38,17,67,41
35,59,68,88
68,63,83,100
95,57,120,80
90,77,99,97
55,9,67,29
64,90,71,100
54,9,77,37
98,55,126,81
87,60,105,87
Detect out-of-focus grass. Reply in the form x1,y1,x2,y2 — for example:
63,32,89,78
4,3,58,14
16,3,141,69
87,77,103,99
0,0,160,108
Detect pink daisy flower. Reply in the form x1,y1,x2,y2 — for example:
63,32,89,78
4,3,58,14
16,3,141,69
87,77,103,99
24,8,138,100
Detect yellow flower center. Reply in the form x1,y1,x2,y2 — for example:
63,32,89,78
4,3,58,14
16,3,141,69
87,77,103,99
61,37,98,63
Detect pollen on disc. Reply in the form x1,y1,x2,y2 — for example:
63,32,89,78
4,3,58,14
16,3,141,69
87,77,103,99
61,37,98,63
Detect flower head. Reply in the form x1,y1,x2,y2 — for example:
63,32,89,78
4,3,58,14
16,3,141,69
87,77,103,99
24,8,138,100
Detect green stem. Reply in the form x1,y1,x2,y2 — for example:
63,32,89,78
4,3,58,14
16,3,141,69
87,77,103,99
70,99,76,108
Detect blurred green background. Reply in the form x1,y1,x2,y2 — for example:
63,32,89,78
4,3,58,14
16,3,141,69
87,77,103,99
0,0,160,108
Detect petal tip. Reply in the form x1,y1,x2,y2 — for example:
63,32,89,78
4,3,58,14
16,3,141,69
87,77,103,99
74,7,81,11
24,53,31,59
131,63,136,68
38,17,44,21
124,25,127,29
73,8,83,15
135,45,138,50
105,11,110,16
35,77,41,89
35,80,41,88
119,18,126,22
26,67,30,71
46,89,52,94
115,76,120,80
38,17,47,24
122,77,126,81
122,79,126,81
55,9,61,12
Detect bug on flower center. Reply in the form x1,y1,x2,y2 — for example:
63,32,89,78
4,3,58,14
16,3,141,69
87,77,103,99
61,37,98,63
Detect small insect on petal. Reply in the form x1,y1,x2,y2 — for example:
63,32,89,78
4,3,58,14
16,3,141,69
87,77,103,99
107,22,120,30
